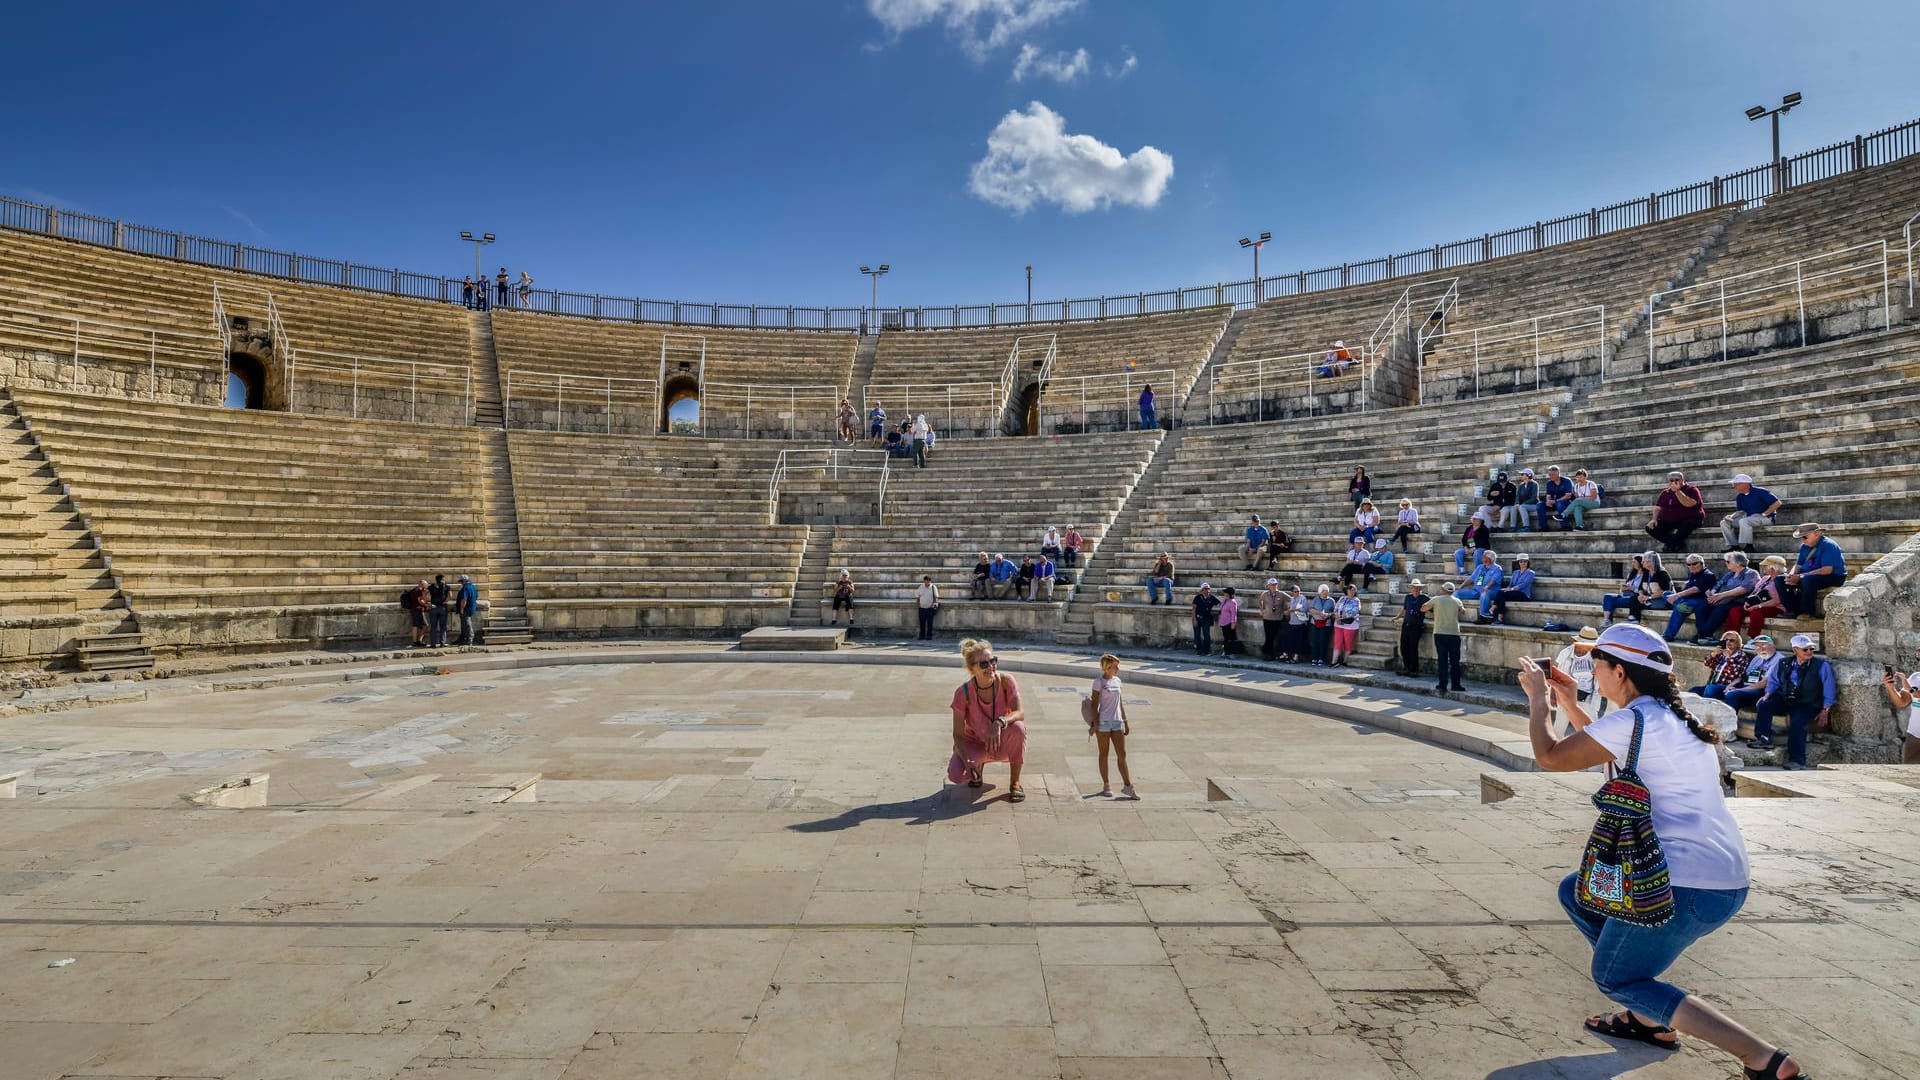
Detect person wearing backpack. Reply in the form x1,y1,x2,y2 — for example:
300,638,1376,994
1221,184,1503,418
427,574,452,648
401,579,428,648
1515,624,1807,1080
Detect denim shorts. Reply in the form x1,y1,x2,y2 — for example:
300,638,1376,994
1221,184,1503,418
1559,872,1747,1025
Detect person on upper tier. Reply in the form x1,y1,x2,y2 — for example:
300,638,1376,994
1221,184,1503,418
1041,526,1064,563
868,402,887,443
1061,525,1083,568
1718,474,1781,553
1785,522,1847,618
1138,385,1156,430
970,552,992,600
1262,518,1294,570
1487,553,1536,624
1693,551,1759,644
1454,518,1492,574
1514,626,1802,1080
1647,471,1706,552
838,397,859,442
988,553,1017,600
910,414,931,468
1339,539,1375,590
1660,555,1717,642
1348,466,1371,508
1510,469,1541,532
1015,556,1037,599
1350,499,1381,546
1029,553,1056,602
1147,552,1175,605
1392,499,1422,552
1242,515,1271,570
1537,465,1575,529
1565,468,1603,531
1485,472,1519,532
1752,634,1835,769
1368,538,1396,582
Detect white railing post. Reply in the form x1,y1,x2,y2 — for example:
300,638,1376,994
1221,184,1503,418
1718,279,1729,363
1795,262,1807,347
1646,298,1656,374
410,362,418,423
789,387,796,439
1881,241,1892,330
1598,307,1608,385
1533,315,1542,392
1472,328,1481,399
558,374,565,432
351,359,359,418
148,331,156,400
606,379,613,435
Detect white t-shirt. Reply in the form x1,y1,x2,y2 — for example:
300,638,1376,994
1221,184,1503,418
1906,672,1920,737
1091,674,1125,731
1583,696,1750,891
916,583,938,608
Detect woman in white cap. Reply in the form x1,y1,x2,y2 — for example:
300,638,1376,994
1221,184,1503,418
1517,625,1805,1080
830,569,856,627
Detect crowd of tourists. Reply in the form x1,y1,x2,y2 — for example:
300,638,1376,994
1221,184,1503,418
398,574,481,648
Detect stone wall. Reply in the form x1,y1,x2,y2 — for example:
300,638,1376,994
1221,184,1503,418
288,374,471,428
1,345,221,406
1822,531,1920,761
135,603,480,658
530,599,789,637
0,613,93,668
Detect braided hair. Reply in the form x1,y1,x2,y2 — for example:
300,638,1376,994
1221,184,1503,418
1604,648,1720,745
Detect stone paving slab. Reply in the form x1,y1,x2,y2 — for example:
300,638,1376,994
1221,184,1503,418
0,656,1915,1078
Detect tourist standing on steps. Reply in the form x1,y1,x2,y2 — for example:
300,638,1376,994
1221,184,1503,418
427,574,452,648
1331,585,1362,667
1087,654,1136,798
1394,580,1426,676
916,575,940,640
838,397,858,442
949,638,1026,802
1283,585,1310,663
461,276,475,310
1137,384,1156,430
868,402,887,443
455,574,479,646
1191,583,1220,656
911,414,930,468
1307,584,1335,667
1258,578,1287,661
831,570,855,627
1424,582,1465,691
495,267,510,309
1217,587,1241,656
1516,625,1805,1080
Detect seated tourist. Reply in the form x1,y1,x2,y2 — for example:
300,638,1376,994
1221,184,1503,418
1719,474,1781,553
1241,515,1270,570
1722,634,1783,721
1147,552,1175,605
1659,554,1716,642
1453,518,1492,574
1040,526,1064,562
1565,468,1602,530
1317,340,1355,377
1350,499,1381,545
1693,551,1759,644
1348,466,1371,508
1391,499,1421,551
1061,525,1083,568
1484,472,1518,532
1645,470,1706,552
1486,553,1535,624
1692,631,1750,700
1737,555,1790,637
884,424,905,457
1262,517,1294,570
1509,469,1540,533
1369,538,1396,581
1600,551,1671,624
1536,464,1575,529
988,553,1018,600
1786,522,1847,617
1339,540,1374,589
1454,549,1504,616
1015,556,1037,599
971,552,991,599
1752,634,1835,768
1030,553,1056,601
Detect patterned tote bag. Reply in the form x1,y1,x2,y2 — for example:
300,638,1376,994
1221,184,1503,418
1575,707,1675,927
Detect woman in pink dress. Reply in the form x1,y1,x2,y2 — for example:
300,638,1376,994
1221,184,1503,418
948,638,1028,801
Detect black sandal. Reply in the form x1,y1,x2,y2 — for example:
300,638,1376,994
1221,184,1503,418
1583,1011,1680,1050
1746,1049,1805,1079
966,767,982,789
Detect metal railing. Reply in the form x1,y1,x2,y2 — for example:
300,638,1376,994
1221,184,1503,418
0,302,222,401
502,367,660,435
1039,366,1175,434
697,381,839,440
1645,240,1892,371
1417,305,1606,403
766,447,890,525
999,333,1057,403
288,349,473,423
860,382,1005,439
1208,347,1369,422
1,116,1916,331
1904,209,1918,307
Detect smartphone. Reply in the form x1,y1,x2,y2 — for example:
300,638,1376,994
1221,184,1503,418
1890,664,1899,679
1529,656,1555,675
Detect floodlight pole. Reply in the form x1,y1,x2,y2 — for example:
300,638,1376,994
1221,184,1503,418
1238,231,1272,303
859,265,890,332
459,230,496,287
1746,93,1801,196
1026,264,1033,321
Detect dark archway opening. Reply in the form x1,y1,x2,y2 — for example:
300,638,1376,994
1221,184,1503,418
226,353,268,410
662,375,700,434
1006,381,1040,436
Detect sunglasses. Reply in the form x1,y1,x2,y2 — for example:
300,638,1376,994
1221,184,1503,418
973,656,999,667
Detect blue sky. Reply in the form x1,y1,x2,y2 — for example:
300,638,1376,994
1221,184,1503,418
6,1,1918,310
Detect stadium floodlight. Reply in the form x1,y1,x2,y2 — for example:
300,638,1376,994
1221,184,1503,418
1238,231,1272,302
459,229,497,287
1026,264,1033,320
859,265,891,330
1746,93,1803,196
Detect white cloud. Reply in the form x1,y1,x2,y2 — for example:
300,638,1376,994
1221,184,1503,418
968,101,1173,214
1011,44,1089,83
1104,48,1137,79
867,0,1083,61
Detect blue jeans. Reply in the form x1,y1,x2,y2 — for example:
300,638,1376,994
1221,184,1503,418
1146,576,1172,604
1662,599,1706,641
1139,406,1156,430
1350,526,1379,544
1538,497,1572,527
1723,685,1766,713
1193,621,1212,655
1454,548,1473,573
1754,699,1819,766
1697,600,1742,638
1455,585,1488,608
1559,873,1746,1026
1566,497,1601,529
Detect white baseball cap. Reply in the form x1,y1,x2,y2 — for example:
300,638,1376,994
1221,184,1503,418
1730,474,1754,485
1790,634,1816,649
1266,578,1279,585
1593,623,1673,673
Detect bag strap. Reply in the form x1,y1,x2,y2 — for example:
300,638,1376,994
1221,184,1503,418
1621,706,1647,777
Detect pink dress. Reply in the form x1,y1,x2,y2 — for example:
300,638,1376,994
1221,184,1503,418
947,673,1028,783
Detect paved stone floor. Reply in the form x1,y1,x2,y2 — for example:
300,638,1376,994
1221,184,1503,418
1,655,1917,1078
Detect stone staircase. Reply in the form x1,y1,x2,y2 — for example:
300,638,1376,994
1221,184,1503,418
1179,307,1253,425
786,525,837,627
1611,205,1751,376
1055,428,1186,646
470,311,505,428
0,390,150,670
478,429,533,644
847,334,879,406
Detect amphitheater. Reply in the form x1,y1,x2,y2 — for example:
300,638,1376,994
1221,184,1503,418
2,123,1919,1079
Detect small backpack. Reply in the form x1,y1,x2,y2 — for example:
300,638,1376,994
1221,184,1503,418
1574,708,1675,927
399,590,414,610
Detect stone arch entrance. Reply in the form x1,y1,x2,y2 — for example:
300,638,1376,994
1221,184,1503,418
661,375,700,434
1005,381,1040,436
225,351,272,410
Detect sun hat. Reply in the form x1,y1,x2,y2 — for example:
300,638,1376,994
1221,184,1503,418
1575,626,1599,642
1520,467,1535,476
1375,538,1389,549
1198,582,1210,590
1266,577,1279,585
1790,634,1816,649
1593,623,1673,673
1409,579,1425,588
1751,634,1773,645
1515,553,1530,562
1761,555,1788,569
1731,474,1753,485
1441,582,1457,593
1792,522,1824,538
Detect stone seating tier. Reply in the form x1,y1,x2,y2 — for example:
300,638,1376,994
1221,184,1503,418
490,310,856,392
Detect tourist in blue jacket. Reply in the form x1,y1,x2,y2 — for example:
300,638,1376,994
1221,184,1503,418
1752,634,1836,769
1785,522,1846,617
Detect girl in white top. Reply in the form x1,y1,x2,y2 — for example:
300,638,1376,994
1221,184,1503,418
1087,653,1134,798
1516,624,1803,1080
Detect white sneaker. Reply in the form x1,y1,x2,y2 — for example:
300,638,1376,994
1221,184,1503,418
1121,785,1138,799
1097,786,1112,797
